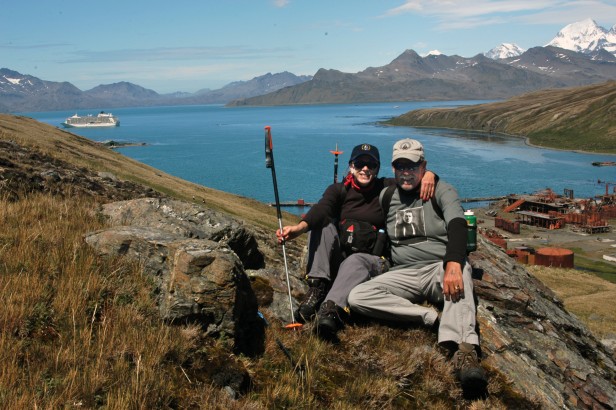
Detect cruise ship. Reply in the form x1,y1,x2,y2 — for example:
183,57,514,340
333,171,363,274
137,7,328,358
62,112,120,128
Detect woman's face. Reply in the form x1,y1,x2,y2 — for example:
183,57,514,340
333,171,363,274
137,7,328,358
350,155,379,187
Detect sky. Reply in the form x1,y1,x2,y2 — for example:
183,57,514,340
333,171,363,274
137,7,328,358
2,1,616,94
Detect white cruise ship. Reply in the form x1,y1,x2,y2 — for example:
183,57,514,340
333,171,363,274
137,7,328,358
62,112,120,128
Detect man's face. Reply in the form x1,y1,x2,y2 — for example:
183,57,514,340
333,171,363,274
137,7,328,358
392,159,426,191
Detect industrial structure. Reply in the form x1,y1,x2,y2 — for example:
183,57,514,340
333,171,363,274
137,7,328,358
479,185,615,269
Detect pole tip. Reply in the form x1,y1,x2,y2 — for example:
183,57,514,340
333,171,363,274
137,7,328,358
264,125,271,131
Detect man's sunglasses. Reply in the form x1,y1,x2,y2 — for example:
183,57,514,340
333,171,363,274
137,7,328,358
353,160,379,170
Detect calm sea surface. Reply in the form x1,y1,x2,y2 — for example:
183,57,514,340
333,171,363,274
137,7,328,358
24,102,616,215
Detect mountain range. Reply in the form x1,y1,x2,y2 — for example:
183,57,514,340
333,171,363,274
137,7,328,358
0,69,312,112
484,18,616,60
2,19,615,112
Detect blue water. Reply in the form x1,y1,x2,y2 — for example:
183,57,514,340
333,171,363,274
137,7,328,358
23,103,616,215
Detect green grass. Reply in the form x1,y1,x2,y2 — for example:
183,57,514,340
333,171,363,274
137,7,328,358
543,244,616,283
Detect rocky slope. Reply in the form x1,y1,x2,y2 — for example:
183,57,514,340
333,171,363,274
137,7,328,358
1,116,615,408
385,80,616,154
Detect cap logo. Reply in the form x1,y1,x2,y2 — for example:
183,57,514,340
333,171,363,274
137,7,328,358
361,144,371,151
400,142,412,150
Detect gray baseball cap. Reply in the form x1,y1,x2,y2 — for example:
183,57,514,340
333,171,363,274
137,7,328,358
391,139,424,163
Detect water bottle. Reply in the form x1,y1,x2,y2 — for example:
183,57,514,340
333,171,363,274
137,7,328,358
372,229,387,256
464,210,477,253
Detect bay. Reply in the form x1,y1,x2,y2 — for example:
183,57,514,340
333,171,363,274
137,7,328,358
24,102,616,215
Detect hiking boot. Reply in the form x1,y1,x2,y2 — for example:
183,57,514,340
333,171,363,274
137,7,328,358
295,278,329,323
451,342,488,393
315,300,349,342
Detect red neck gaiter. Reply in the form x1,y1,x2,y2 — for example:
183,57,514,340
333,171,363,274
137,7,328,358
344,173,375,193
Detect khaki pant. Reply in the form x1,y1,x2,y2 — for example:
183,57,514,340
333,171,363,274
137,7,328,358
348,261,479,345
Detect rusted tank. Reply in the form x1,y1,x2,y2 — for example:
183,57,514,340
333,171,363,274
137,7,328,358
534,248,574,268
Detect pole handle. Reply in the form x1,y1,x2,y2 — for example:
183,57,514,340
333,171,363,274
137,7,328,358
265,126,273,169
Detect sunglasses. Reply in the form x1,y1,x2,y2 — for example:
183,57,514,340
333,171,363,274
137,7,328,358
352,159,379,170
393,162,422,172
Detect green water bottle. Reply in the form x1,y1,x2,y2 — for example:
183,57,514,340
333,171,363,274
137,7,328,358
464,209,477,253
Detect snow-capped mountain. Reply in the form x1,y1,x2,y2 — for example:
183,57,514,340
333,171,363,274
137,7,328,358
485,43,526,59
546,18,616,56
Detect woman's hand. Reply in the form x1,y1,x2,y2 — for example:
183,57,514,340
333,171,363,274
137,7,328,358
276,221,308,244
420,171,436,201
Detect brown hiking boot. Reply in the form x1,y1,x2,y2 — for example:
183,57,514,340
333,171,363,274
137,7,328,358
295,278,329,323
451,342,488,393
315,300,349,343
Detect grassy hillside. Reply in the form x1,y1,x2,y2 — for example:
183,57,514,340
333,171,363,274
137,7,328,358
386,81,616,154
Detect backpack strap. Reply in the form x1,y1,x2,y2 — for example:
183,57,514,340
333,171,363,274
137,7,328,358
338,182,349,207
381,182,444,221
380,184,397,220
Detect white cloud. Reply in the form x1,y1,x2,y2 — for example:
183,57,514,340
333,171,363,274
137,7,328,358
273,0,290,7
382,0,616,29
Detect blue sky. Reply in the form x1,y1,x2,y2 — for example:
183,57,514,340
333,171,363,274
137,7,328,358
2,0,616,94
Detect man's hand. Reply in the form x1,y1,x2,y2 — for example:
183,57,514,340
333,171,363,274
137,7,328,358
443,261,464,302
276,221,308,244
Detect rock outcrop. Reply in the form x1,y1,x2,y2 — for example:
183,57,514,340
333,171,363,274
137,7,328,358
84,198,275,356
470,238,615,408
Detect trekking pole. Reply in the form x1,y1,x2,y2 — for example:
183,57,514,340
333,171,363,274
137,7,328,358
265,126,302,330
329,143,343,183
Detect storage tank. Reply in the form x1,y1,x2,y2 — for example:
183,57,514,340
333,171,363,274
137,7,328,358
534,248,574,268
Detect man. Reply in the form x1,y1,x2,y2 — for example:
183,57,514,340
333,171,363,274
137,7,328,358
347,138,487,392
277,144,436,341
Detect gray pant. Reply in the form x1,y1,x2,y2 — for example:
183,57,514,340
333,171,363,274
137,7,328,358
306,222,384,309
347,261,479,346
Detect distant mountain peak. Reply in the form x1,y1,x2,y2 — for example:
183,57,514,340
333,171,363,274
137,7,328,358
547,19,616,56
425,50,443,56
485,43,526,59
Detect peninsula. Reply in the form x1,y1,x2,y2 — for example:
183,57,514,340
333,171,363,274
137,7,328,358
385,80,616,155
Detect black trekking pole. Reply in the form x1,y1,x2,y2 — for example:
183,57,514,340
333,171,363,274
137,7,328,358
329,143,343,183
265,126,302,330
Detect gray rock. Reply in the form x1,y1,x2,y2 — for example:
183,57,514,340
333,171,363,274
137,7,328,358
101,198,264,269
85,199,266,356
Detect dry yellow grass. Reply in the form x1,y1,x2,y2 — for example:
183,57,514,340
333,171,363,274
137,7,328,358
527,265,616,338
0,193,247,408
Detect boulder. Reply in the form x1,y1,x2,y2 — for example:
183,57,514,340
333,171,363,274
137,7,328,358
85,199,267,356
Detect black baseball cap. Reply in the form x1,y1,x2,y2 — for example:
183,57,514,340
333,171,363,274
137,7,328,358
349,144,380,164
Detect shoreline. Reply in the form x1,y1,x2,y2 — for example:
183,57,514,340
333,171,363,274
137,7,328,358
384,123,616,157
